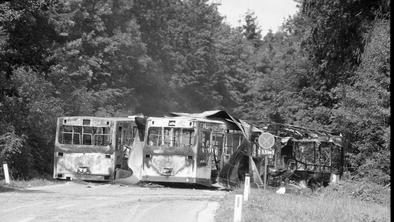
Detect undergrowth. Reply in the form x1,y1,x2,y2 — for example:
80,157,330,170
215,179,390,222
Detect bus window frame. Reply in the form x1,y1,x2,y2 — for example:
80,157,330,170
59,125,82,145
58,125,111,146
147,127,163,146
93,126,111,146
180,128,195,147
82,126,93,145
148,126,195,147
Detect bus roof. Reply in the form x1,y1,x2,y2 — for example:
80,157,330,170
168,110,263,135
147,116,225,124
59,116,134,122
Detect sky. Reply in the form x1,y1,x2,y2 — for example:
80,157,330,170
213,0,299,36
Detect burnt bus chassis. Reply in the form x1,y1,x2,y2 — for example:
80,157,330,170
53,116,136,181
133,113,346,190
137,116,245,187
251,122,347,189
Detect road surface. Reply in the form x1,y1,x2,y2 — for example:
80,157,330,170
0,180,225,222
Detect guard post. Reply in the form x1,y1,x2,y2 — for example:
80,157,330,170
3,163,10,184
243,173,250,201
233,194,243,222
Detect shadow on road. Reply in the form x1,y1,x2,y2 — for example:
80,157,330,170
137,182,220,190
0,185,16,192
0,185,53,193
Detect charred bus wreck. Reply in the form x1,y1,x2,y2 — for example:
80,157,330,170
53,111,346,190
125,111,346,190
128,111,258,187
54,116,138,181
255,123,346,189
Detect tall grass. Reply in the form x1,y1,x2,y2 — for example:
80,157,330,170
215,181,390,222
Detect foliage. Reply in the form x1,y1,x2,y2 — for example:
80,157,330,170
331,19,390,184
318,179,391,206
238,0,390,185
242,11,262,47
0,126,24,164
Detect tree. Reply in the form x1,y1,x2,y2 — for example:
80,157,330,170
48,0,149,116
0,0,65,178
242,10,262,47
332,19,390,185
300,0,388,106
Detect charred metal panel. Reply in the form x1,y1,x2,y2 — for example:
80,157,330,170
55,153,114,179
198,122,227,133
55,144,114,154
59,117,113,127
148,118,195,128
127,137,144,180
143,154,195,178
144,145,195,156
196,165,212,181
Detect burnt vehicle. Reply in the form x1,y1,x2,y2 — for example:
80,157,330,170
128,110,263,188
256,123,346,189
54,116,138,181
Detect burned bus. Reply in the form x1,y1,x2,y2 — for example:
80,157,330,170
54,116,138,181
258,123,346,188
135,112,248,187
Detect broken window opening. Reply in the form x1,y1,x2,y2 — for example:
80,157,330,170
181,129,195,146
82,126,92,145
212,133,224,170
198,130,211,166
147,127,162,146
225,133,243,154
148,127,195,147
163,127,172,146
73,126,82,144
58,125,110,146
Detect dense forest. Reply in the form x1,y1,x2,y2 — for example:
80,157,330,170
0,0,390,186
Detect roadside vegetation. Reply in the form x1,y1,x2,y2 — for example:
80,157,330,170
215,180,390,222
0,177,63,192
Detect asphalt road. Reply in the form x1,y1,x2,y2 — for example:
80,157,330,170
0,180,225,222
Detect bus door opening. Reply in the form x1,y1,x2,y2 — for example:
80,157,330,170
115,123,135,170
198,130,211,167
212,133,224,170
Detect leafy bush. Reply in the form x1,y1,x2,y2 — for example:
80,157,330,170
317,179,391,206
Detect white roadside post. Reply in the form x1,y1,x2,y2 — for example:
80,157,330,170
243,174,250,201
234,194,243,222
3,163,10,184
330,173,339,184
